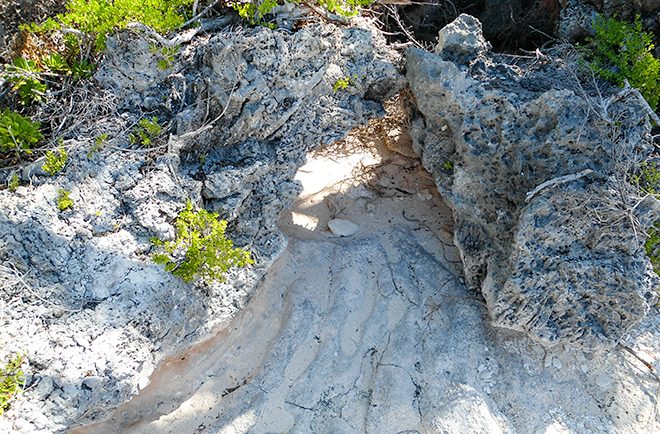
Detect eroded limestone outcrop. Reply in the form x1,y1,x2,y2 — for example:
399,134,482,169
0,20,402,432
407,14,659,349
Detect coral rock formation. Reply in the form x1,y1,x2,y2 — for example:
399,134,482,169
407,14,659,348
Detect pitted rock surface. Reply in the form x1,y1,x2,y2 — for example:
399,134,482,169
0,20,402,432
407,14,658,348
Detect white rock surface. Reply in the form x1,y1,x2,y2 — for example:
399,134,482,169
328,218,359,237
74,136,660,434
0,18,402,432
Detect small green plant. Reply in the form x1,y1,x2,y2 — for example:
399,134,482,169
232,0,278,26
149,43,179,70
2,49,95,106
317,0,373,17
584,15,660,110
0,110,42,154
56,189,73,211
2,57,48,105
42,52,95,80
129,117,162,147
633,161,659,195
0,353,25,416
42,148,68,175
645,221,660,277
441,160,454,171
88,133,108,158
151,200,253,283
333,76,352,92
7,173,20,192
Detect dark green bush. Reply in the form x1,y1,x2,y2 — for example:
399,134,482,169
585,15,660,110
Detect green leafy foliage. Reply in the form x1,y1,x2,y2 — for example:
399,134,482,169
149,43,180,70
43,52,95,80
634,161,659,195
646,222,660,277
232,0,374,25
129,117,162,147
3,57,47,105
317,0,373,17
0,110,42,154
42,148,68,175
585,15,660,110
7,173,20,192
232,0,278,26
1,41,96,106
57,189,73,211
152,200,253,283
0,354,25,416
88,133,108,158
31,0,195,51
333,76,351,92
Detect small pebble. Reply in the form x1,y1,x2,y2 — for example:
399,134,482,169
595,374,611,388
328,219,359,237
417,190,433,201
552,357,562,370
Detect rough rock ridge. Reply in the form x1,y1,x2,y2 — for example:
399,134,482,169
407,14,659,349
0,20,402,432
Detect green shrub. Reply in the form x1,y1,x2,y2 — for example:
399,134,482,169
232,0,278,27
585,15,660,110
129,117,162,147
7,173,20,192
42,148,68,175
317,0,373,17
42,52,95,81
2,57,47,105
2,49,95,106
232,0,374,25
0,354,25,416
30,0,194,51
333,76,351,92
0,110,42,154
57,189,74,211
151,200,253,283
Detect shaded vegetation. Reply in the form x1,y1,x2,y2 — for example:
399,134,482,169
584,15,660,110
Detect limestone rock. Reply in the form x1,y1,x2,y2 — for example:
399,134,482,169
434,13,491,62
407,15,658,348
0,19,402,432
